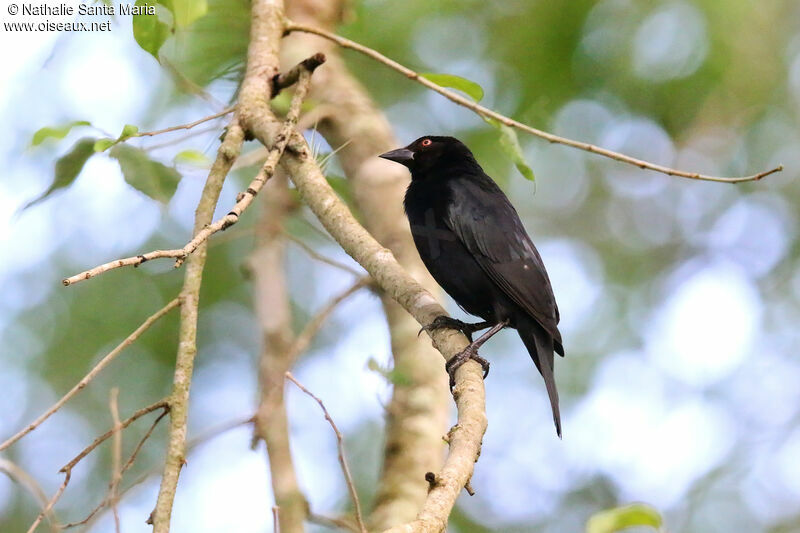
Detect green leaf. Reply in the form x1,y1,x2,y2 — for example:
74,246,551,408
119,124,139,140
486,118,536,182
132,0,170,60
420,73,484,102
586,503,663,533
174,149,210,166
110,144,182,203
31,121,91,147
24,137,96,209
162,0,208,29
94,138,115,152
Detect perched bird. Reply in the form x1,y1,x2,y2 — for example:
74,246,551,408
380,136,564,436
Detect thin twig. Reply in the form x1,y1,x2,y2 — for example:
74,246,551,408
62,408,170,530
145,124,220,153
135,107,235,138
285,20,783,184
0,459,59,532
272,52,327,96
27,401,168,533
69,415,252,531
285,373,367,533
121,408,170,476
108,389,123,533
285,232,363,276
62,252,186,285
26,472,70,533
286,276,371,361
171,101,308,268
0,299,180,452
272,506,280,533
60,400,170,474
308,512,360,532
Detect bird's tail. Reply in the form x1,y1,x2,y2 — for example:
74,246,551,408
517,315,562,438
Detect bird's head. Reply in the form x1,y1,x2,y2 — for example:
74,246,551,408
379,136,477,178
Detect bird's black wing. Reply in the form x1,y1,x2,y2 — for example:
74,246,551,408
444,176,562,347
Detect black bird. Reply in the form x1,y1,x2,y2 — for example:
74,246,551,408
380,136,564,436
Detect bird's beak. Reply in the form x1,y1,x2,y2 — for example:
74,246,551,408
379,147,414,167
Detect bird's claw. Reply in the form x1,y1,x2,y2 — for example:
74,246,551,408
419,316,475,342
445,345,490,389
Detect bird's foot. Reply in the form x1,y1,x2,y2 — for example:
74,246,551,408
419,316,491,343
445,345,490,389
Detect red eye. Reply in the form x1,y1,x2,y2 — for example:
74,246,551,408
421,139,432,147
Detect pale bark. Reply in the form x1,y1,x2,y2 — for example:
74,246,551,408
151,120,245,532
283,2,451,528
251,172,308,533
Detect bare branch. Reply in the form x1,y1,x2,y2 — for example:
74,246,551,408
150,11,322,532
285,276,371,361
0,459,59,532
308,513,360,532
26,472,70,533
135,107,235,138
272,131,486,533
150,106,245,531
67,416,253,531
284,20,783,184
60,400,170,474
27,400,168,533
63,251,186,286
251,169,307,533
109,389,123,533
285,373,367,533
285,232,364,277
282,3,452,525
272,52,327,96
63,407,170,530
0,299,180,452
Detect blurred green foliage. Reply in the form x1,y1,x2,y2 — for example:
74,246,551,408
3,1,800,532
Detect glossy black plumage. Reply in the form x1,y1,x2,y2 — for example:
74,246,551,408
380,136,564,436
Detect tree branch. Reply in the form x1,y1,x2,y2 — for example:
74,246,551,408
60,400,170,474
26,472,69,533
0,298,180,452
284,20,782,184
63,113,302,284
63,407,170,529
284,232,364,277
135,107,235,138
149,113,245,531
272,52,327,96
108,389,123,533
150,3,320,529
27,400,169,533
285,276,370,362
273,120,487,533
0,459,59,532
286,373,367,533
283,2,452,526
250,170,308,533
